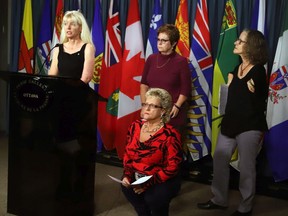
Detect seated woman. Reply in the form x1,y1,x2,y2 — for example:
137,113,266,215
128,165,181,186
121,88,183,216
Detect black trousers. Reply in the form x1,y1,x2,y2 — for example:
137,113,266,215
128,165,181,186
121,175,181,216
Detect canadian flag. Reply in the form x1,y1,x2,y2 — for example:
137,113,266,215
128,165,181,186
116,0,145,158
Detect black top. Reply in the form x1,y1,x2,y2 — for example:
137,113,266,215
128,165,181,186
58,43,87,79
221,64,268,138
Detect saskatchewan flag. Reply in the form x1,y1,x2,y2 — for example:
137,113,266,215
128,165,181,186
211,0,239,154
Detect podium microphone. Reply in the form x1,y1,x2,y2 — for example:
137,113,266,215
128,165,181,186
38,43,60,74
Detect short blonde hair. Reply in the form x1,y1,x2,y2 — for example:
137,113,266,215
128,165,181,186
60,10,94,48
145,88,172,123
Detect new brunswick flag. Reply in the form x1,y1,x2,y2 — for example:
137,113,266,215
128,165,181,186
211,0,239,154
18,0,34,73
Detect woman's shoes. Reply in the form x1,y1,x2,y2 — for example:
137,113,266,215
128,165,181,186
197,200,227,210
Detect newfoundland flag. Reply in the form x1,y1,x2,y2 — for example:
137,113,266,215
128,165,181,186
265,2,288,182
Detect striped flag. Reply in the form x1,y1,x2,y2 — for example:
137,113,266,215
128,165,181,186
250,0,267,34
51,0,64,48
116,0,145,158
265,2,288,181
175,0,190,58
145,0,163,59
97,0,122,152
211,0,239,154
188,0,213,160
18,0,34,73
35,0,52,75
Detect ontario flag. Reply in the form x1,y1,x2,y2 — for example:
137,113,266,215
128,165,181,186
116,0,145,158
35,0,52,75
51,0,64,48
175,0,190,59
188,0,213,160
145,0,163,59
211,0,239,155
97,0,122,151
18,0,34,73
265,2,288,182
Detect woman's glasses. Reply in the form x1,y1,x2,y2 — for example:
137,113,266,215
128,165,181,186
141,103,163,109
157,38,169,43
236,38,247,44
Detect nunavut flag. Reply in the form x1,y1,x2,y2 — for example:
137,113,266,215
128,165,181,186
211,0,239,154
98,0,122,152
18,0,34,73
116,0,145,158
188,0,213,160
265,2,288,182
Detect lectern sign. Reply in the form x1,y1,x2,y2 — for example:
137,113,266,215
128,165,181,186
13,78,51,112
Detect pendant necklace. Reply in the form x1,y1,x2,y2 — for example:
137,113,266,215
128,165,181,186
142,122,164,133
156,55,171,68
240,63,251,76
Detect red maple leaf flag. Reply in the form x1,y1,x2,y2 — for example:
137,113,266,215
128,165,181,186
116,0,145,158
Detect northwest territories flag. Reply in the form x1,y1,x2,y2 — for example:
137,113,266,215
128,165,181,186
145,0,163,59
265,2,288,181
188,0,213,160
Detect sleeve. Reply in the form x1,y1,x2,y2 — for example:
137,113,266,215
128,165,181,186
253,65,268,101
143,128,183,189
122,121,137,182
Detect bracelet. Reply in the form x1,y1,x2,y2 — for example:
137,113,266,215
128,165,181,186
174,104,181,110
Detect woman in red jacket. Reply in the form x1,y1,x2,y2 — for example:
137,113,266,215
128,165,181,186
121,88,183,216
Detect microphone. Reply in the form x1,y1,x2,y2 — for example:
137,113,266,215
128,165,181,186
38,43,60,74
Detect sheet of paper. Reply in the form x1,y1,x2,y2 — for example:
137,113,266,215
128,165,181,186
107,174,153,185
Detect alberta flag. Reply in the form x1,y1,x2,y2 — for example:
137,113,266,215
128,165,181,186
188,0,213,160
145,0,163,59
116,0,145,158
265,2,288,182
35,0,52,75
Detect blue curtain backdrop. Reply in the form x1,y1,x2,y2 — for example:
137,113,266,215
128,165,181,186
10,0,287,73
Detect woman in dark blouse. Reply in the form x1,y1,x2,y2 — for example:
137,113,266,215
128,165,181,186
121,88,183,216
198,29,269,216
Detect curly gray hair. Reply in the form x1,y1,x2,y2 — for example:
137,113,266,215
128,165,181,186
145,88,172,123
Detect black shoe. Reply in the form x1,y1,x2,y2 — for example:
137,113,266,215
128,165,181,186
230,210,252,216
197,200,227,210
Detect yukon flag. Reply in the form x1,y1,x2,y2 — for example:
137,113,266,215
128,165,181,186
265,2,288,182
35,0,52,75
175,0,190,58
145,0,163,59
116,0,145,158
211,0,239,154
18,0,34,73
188,0,213,160
98,0,122,151
51,0,64,48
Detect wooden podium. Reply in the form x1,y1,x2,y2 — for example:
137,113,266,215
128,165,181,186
0,71,98,216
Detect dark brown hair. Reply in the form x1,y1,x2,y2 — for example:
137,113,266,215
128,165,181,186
157,24,180,50
243,29,269,65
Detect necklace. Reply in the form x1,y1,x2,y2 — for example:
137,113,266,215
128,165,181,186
240,63,251,76
142,122,164,133
156,55,171,68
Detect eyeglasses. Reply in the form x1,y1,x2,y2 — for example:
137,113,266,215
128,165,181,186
141,103,163,109
157,38,169,43
236,38,247,44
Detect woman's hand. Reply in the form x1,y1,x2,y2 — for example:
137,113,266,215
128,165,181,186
122,177,131,188
247,79,255,93
133,185,145,194
170,105,180,118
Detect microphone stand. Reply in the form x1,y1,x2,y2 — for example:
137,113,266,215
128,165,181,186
38,43,60,75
